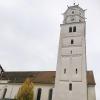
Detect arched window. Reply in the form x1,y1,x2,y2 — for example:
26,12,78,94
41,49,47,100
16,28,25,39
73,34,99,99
71,39,74,44
73,26,76,32
37,88,42,100
76,68,78,74
69,83,72,91
48,89,53,100
2,88,7,99
69,27,72,32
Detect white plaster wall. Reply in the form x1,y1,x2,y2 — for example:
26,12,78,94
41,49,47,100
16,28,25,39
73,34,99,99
0,84,7,99
88,86,96,100
71,56,82,81
34,84,54,100
53,81,87,100
53,6,87,100
60,57,70,81
0,80,9,84
62,36,82,47
61,47,82,56
66,15,84,23
64,7,85,17
5,84,21,99
63,7,85,24
60,55,82,81
0,83,54,100
60,23,85,35
0,83,21,99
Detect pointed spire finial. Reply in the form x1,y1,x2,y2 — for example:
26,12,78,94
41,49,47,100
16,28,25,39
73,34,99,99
73,0,76,5
67,5,69,8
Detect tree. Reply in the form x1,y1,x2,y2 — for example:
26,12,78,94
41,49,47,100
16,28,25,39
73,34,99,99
15,78,34,100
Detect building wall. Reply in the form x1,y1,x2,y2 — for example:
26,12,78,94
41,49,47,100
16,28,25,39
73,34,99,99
0,82,96,100
53,12,87,100
53,82,87,100
63,7,85,24
0,83,21,99
0,82,54,100
88,86,96,100
34,84,54,100
0,84,7,99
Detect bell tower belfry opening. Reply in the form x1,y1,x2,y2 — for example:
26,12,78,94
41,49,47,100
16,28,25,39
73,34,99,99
52,4,88,100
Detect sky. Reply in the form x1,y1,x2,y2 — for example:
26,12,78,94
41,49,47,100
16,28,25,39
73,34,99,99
0,0,99,99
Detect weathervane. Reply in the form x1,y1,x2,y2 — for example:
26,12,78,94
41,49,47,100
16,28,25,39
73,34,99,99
73,0,79,6
66,0,79,7
73,0,76,5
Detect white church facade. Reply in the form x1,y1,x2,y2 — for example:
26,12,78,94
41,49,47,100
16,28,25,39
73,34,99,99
0,4,96,100
52,4,96,100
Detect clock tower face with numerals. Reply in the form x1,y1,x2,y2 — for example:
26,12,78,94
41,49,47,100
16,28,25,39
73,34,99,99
53,5,87,100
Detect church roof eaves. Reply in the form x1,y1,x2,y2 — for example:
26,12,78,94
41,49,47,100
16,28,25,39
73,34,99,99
1,71,96,85
87,71,96,85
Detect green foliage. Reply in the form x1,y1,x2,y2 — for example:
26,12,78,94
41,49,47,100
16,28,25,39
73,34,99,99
15,78,34,100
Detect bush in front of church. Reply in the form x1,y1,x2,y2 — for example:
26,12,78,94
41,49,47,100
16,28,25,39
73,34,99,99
15,77,34,100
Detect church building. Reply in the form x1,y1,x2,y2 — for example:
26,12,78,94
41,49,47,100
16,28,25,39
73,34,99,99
0,4,96,100
52,4,96,100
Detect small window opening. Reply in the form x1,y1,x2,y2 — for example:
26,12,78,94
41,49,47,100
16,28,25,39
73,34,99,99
72,11,74,14
37,88,42,100
71,39,74,44
2,88,7,99
69,27,72,32
70,50,72,54
64,68,66,74
73,26,76,32
69,83,72,91
76,68,78,74
48,89,53,100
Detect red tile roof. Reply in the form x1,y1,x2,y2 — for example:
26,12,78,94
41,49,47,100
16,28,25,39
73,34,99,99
1,71,95,85
87,71,96,85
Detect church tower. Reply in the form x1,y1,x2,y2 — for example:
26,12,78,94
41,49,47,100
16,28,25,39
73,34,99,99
53,4,88,100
